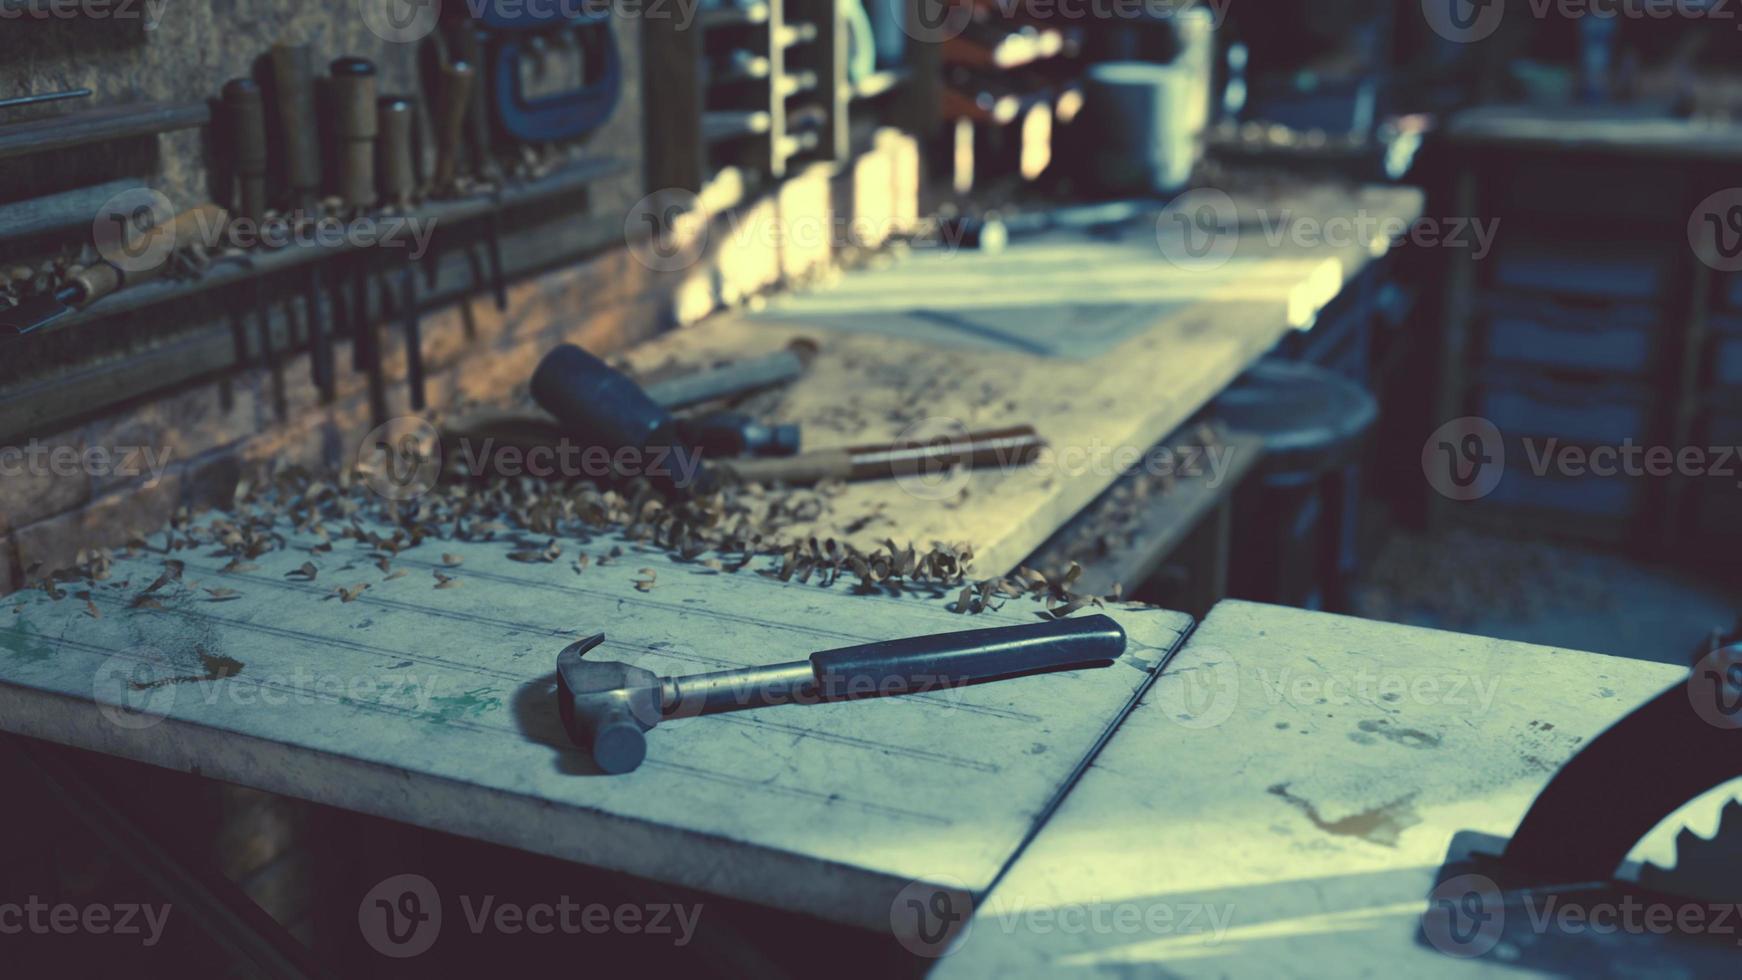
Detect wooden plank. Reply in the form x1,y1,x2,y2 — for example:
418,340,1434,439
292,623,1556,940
934,601,1688,976
1024,431,1266,599
0,518,1192,931
1446,105,1742,162
0,102,209,163
623,184,1424,576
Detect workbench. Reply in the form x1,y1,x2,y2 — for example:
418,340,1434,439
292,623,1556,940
0,520,1192,934
933,601,1710,977
622,182,1424,577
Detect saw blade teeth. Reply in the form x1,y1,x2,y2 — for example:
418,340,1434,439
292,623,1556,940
1719,800,1742,837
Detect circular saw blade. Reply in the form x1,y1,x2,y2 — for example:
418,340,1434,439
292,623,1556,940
1637,799,1742,905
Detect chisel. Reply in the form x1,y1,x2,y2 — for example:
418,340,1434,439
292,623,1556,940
269,41,335,403
446,23,508,312
223,78,285,421
379,94,426,411
332,56,387,425
1,204,228,338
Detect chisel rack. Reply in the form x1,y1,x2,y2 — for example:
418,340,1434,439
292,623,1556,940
643,0,939,195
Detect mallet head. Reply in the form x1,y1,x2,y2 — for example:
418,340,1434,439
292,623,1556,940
555,634,665,774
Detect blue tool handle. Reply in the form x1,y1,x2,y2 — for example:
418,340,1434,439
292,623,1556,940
809,615,1126,701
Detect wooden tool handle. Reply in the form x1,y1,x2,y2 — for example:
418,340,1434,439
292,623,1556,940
222,77,268,223
330,57,379,209
76,203,229,303
377,96,417,206
432,60,476,189
711,426,1045,486
269,42,322,205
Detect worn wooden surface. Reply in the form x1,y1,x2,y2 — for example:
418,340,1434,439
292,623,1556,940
935,601,1716,977
1447,105,1742,160
622,184,1423,576
0,518,1190,932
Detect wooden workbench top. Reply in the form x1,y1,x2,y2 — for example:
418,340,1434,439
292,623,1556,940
1447,104,1742,160
0,517,1191,933
623,183,1423,577
933,601,1714,977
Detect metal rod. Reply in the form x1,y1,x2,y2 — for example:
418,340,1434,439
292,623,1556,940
0,87,93,111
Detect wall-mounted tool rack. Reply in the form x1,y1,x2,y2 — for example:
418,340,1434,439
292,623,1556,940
0,155,630,441
643,0,939,195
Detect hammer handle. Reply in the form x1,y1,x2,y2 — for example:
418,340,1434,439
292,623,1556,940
808,614,1126,701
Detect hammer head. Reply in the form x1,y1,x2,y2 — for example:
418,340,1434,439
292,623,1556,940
555,635,664,774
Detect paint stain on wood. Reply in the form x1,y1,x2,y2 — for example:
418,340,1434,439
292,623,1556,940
428,687,504,724
129,648,245,690
1267,783,1422,848
0,618,56,663
1356,719,1441,749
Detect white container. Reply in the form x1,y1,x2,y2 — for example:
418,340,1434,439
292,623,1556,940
1081,62,1198,194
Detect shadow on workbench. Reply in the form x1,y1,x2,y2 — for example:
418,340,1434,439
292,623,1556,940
0,736,934,979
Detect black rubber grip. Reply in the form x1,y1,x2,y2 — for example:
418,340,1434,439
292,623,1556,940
531,344,676,455
809,614,1127,701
